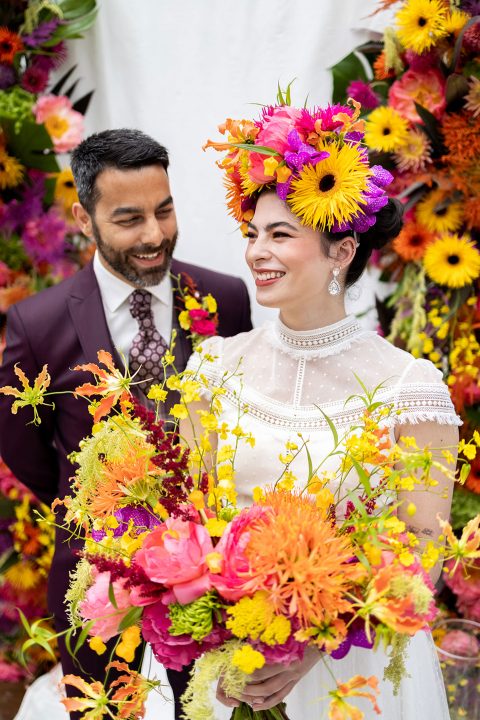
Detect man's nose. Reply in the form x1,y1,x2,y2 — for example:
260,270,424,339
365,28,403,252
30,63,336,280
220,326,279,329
144,215,164,244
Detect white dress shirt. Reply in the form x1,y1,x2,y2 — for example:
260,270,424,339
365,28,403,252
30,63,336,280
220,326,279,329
93,251,173,361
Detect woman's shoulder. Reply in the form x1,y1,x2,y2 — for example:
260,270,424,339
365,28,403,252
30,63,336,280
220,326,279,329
364,333,444,384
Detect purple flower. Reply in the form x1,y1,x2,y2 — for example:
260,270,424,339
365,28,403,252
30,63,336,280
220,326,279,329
330,619,375,660
22,20,60,48
347,80,380,110
91,506,161,542
284,129,329,172
21,65,49,94
276,176,294,202
332,165,393,234
22,209,67,265
0,63,16,90
31,42,67,72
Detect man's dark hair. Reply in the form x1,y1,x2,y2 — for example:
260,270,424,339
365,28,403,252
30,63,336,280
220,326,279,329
71,128,170,213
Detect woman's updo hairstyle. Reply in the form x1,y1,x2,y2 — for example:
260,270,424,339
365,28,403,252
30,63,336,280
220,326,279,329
322,198,404,287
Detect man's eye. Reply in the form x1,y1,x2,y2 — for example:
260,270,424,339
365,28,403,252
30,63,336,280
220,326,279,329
156,208,172,217
117,217,140,225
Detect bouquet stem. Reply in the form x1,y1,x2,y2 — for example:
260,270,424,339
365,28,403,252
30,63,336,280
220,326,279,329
230,701,290,720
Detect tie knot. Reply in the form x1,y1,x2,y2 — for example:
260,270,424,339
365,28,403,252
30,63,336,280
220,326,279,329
129,289,153,323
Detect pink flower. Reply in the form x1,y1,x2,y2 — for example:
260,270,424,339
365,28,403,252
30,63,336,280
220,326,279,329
388,69,446,124
135,518,214,604
0,261,11,287
21,65,49,94
439,629,480,658
191,319,217,336
347,80,380,110
249,105,302,184
33,94,84,153
0,659,26,681
444,560,480,604
22,209,66,265
211,505,270,601
79,570,134,642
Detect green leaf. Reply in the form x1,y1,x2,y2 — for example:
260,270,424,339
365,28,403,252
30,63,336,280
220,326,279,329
50,65,78,96
3,119,60,172
108,581,118,610
445,73,470,106
74,621,95,656
316,407,338,447
330,51,368,105
350,458,372,495
117,606,143,633
17,608,34,638
58,0,97,20
49,7,98,39
72,90,94,115
229,142,280,156
0,550,20,575
459,462,471,484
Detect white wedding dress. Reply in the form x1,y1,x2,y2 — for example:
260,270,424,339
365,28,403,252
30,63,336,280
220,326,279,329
17,316,456,720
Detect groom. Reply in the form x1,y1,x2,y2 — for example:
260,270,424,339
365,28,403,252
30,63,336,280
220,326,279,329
0,129,252,718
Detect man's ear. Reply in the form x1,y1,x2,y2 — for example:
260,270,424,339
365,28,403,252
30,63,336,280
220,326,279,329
72,202,94,238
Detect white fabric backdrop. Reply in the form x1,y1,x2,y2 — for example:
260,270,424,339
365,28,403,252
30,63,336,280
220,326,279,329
66,0,394,327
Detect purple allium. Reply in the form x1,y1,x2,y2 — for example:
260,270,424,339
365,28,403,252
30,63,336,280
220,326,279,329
347,80,380,110
0,62,16,89
21,65,49,94
22,19,60,48
22,209,67,265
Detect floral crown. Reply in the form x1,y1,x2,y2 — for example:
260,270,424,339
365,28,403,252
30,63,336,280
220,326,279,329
204,91,394,235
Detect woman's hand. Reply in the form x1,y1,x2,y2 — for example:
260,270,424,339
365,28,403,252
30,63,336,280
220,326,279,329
216,646,321,711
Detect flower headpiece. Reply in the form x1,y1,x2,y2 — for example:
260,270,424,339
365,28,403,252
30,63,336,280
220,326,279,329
204,92,394,235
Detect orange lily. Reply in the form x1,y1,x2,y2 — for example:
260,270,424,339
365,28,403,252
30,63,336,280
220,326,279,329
74,350,132,423
438,513,480,572
328,675,381,720
0,363,51,425
61,675,110,719
108,661,155,719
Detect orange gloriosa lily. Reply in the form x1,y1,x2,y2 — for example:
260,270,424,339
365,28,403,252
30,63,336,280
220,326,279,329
0,363,51,425
328,675,381,720
74,350,132,423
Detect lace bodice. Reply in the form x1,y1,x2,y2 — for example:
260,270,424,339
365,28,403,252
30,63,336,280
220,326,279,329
187,316,460,506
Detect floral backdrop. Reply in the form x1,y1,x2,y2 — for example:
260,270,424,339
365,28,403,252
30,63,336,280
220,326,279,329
330,0,480,625
0,0,96,683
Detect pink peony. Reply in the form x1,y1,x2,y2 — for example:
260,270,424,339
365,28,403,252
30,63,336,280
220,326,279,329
135,518,214,604
388,68,446,124
33,94,84,153
211,505,270,601
439,629,480,658
249,105,302,184
79,570,134,642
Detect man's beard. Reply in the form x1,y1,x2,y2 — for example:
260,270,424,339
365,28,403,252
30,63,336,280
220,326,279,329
92,220,178,287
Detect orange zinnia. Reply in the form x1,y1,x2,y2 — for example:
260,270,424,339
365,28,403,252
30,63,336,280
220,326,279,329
392,220,435,262
245,491,364,631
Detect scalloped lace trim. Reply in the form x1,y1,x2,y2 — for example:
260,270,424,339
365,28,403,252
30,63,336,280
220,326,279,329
267,316,376,359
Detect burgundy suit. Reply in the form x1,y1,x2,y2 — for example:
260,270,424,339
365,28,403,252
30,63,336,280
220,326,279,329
0,258,252,717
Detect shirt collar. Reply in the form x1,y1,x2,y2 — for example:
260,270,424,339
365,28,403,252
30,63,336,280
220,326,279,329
93,250,172,313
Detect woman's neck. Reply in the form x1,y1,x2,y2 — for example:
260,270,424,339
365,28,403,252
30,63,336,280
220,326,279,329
279,301,347,331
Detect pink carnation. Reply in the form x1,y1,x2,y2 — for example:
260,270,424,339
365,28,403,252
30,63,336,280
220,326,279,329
211,505,270,601
79,570,134,641
388,69,446,124
33,94,84,153
188,308,216,334
135,518,214,604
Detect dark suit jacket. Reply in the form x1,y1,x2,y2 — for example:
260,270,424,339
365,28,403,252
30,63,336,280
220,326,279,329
0,258,251,708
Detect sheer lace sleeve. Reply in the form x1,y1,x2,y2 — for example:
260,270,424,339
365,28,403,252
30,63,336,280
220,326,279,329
391,357,461,427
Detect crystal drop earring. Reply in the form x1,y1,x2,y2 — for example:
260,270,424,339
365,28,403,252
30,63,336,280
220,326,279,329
328,267,342,296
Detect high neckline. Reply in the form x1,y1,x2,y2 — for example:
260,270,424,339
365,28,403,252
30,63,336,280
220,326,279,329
271,314,368,357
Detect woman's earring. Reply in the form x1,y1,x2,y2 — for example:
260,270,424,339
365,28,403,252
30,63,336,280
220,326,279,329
328,267,342,296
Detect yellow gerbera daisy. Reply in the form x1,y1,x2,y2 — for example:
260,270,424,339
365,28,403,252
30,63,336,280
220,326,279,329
394,128,432,173
54,167,79,210
287,141,371,231
364,106,409,153
395,0,448,55
0,148,24,189
423,233,480,288
416,188,464,234
443,9,470,37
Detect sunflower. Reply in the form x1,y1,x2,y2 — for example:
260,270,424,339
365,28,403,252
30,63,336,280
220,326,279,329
287,141,371,231
394,128,432,173
395,0,448,55
54,166,79,210
364,106,409,153
0,148,24,189
393,220,435,261
423,233,480,288
416,188,464,234
0,27,23,64
464,76,480,118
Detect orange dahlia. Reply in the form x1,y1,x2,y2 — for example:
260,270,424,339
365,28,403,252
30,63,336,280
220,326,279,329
392,220,435,261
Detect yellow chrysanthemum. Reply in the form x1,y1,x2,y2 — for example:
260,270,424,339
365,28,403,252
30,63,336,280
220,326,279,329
416,189,464,234
394,128,432,173
287,141,371,231
395,0,448,55
423,233,480,288
54,167,78,210
0,148,24,189
364,106,409,153
443,9,470,37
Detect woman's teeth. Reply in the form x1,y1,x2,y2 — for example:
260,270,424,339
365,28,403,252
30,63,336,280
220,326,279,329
255,271,285,280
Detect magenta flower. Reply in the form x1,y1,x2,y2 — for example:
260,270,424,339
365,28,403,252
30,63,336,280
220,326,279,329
346,80,380,110
33,94,84,153
22,209,67,265
189,309,217,336
21,65,49,94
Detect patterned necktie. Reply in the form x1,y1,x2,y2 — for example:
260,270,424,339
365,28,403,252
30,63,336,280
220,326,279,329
128,289,168,390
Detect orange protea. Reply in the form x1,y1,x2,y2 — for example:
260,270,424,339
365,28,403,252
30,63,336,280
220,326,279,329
74,349,132,423
392,220,435,261
465,456,480,494
245,491,364,636
328,675,380,720
0,27,23,63
89,449,157,517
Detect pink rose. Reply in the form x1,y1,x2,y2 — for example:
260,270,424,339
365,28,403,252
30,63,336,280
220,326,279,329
388,69,446,124
135,518,214,604
33,94,84,153
79,570,134,642
249,106,302,184
439,629,480,658
211,505,270,601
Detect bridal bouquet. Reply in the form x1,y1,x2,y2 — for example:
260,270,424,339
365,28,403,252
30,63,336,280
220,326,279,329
0,348,476,720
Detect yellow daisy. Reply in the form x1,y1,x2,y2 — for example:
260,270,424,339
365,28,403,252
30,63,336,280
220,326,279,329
54,167,79,210
416,188,464,234
0,148,24,189
395,0,448,55
443,9,470,37
364,106,409,153
423,233,480,288
287,141,371,231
